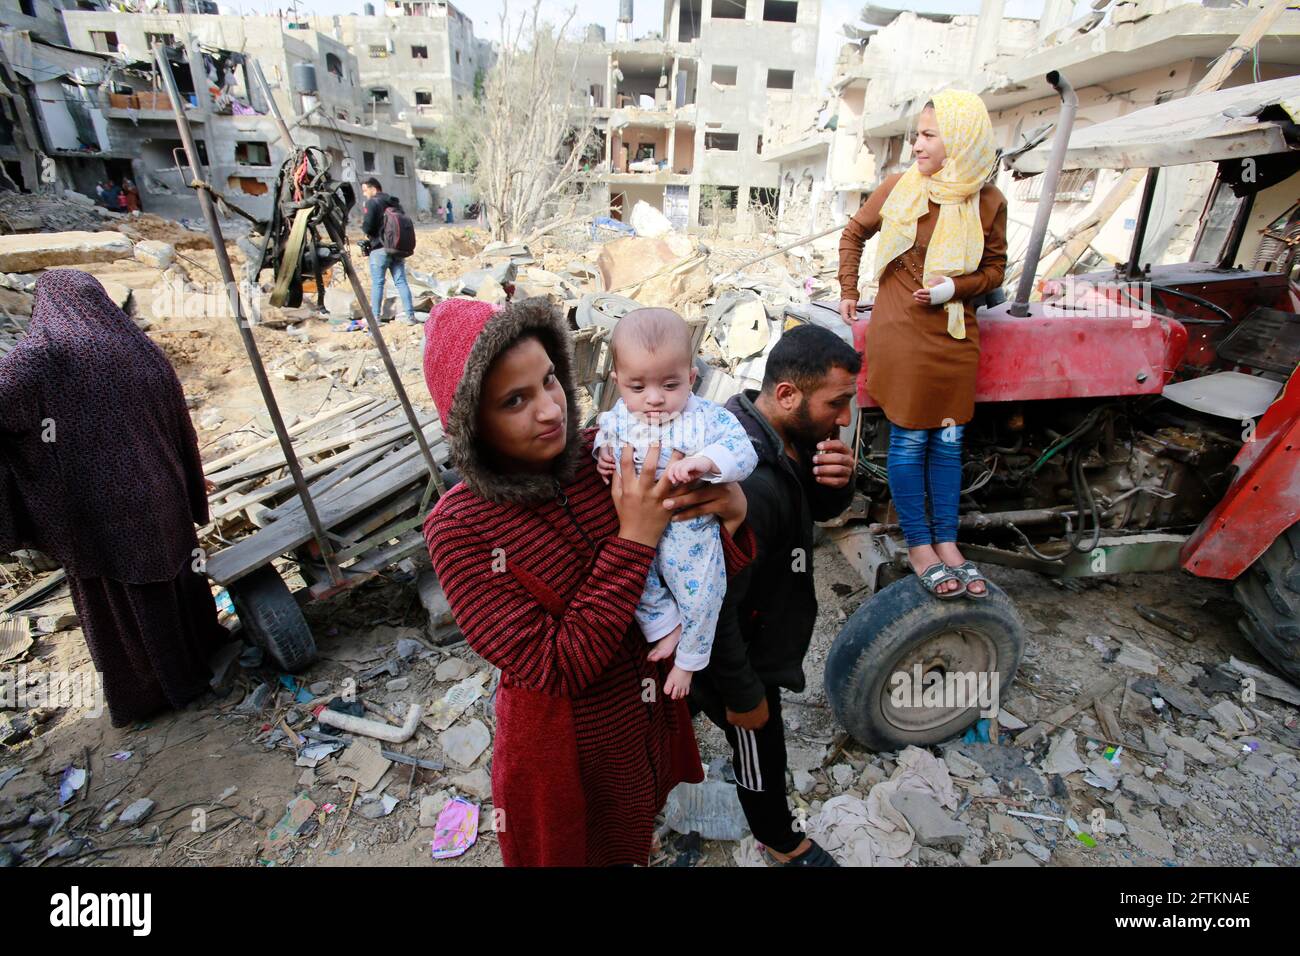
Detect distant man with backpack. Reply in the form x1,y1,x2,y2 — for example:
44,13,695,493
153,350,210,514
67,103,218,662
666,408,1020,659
360,177,418,325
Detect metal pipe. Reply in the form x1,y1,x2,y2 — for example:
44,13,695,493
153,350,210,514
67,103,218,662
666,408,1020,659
869,507,1071,535
1009,71,1078,317
1125,168,1159,281
153,45,342,583
318,703,424,743
249,61,444,496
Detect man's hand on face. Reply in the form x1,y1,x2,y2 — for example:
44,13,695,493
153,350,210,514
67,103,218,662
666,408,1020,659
812,439,854,488
726,696,770,731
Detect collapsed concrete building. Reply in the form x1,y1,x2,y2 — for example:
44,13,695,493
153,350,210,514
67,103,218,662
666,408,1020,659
765,0,1300,279
578,0,821,233
761,6,1040,239
303,1,494,140
4,8,421,221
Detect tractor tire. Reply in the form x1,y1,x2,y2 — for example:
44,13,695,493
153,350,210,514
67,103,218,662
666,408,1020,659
824,575,1025,752
227,565,317,672
1232,521,1300,684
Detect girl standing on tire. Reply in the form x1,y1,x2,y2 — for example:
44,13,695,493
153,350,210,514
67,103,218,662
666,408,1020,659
0,270,228,727
837,90,1008,600
421,297,753,866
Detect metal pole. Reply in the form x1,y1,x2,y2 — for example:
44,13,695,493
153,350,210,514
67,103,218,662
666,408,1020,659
153,45,343,583
1009,71,1078,317
1125,168,1159,281
250,60,444,495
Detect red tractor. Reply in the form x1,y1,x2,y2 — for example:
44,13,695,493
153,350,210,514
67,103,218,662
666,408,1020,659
825,72,1300,750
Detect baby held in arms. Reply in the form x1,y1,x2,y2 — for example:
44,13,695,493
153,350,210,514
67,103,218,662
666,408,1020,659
596,308,758,700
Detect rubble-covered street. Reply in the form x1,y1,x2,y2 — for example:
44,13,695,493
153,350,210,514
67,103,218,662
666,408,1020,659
1,191,1296,870
2,0,1299,896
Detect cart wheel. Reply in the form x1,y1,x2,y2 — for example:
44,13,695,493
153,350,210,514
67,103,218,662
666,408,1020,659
1233,521,1300,684
227,565,317,672
824,575,1025,751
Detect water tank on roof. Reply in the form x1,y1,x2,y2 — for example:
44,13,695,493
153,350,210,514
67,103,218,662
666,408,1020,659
291,62,319,95
364,2,376,14
619,0,633,24
586,24,606,43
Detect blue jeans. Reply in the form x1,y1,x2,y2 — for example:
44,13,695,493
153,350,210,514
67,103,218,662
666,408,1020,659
887,422,964,548
368,248,414,320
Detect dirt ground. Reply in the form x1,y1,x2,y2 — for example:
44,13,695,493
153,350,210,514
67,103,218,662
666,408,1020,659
2,222,1297,869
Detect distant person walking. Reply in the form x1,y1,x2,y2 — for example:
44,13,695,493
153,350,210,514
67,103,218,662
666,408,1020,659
0,271,229,727
100,179,120,211
360,177,418,324
444,199,454,224
121,179,141,213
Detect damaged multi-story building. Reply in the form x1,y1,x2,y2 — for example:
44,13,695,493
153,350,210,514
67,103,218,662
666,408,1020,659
761,5,1039,238
578,0,821,233
303,1,494,141
1,5,421,220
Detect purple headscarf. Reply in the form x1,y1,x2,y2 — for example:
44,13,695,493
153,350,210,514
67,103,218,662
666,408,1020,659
0,269,209,582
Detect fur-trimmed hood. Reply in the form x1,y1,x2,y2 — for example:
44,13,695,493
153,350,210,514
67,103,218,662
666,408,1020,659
423,296,584,507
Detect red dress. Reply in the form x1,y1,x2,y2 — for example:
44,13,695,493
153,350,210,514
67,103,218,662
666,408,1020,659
421,297,754,866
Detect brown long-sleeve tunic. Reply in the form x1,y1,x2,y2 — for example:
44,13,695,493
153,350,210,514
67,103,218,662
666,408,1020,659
838,172,1008,429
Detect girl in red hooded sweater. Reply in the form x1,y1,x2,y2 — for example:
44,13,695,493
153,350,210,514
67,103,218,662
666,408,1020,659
422,296,754,866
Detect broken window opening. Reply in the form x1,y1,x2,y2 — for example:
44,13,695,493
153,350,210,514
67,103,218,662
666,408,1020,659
766,69,794,91
752,186,778,213
705,132,739,151
89,31,119,54
412,45,428,59
369,88,390,104
415,90,433,106
394,155,407,176
763,1,798,23
363,151,376,172
227,175,269,196
145,33,176,49
678,0,702,41
235,141,272,167
326,53,344,79
711,65,737,88
712,0,746,20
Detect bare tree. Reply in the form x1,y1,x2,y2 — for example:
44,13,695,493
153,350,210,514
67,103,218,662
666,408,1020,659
472,1,598,242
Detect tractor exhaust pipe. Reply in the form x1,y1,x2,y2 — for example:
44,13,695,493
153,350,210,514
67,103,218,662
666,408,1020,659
1009,71,1078,317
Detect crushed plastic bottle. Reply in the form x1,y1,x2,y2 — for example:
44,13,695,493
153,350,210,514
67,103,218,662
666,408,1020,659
663,773,749,842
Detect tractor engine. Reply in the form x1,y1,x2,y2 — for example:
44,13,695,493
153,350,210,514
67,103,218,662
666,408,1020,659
857,398,1244,554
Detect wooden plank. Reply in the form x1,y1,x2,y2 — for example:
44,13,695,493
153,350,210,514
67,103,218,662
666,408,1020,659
0,569,67,616
206,423,448,586
1094,693,1122,743
260,436,408,523
266,430,444,523
1014,676,1122,748
350,529,427,573
297,398,397,441
281,422,444,518
208,432,408,523
201,396,374,475
208,411,429,485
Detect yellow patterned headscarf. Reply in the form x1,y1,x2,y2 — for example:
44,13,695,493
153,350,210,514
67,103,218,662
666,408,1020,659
872,90,996,340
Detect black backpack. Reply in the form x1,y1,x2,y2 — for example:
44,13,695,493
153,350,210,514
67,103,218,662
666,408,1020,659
381,204,416,258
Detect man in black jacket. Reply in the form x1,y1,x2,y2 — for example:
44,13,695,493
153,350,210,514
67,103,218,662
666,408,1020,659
359,177,416,324
687,324,861,866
